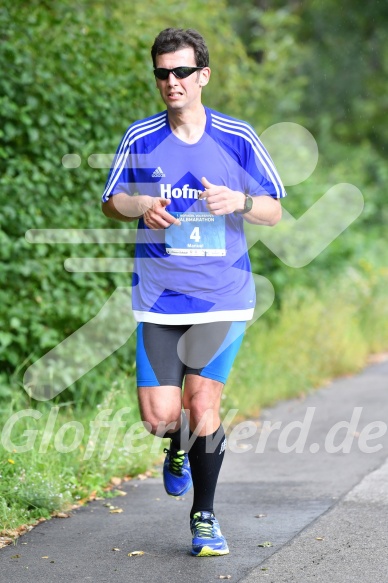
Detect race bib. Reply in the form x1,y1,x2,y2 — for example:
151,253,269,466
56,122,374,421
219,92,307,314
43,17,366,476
165,212,226,256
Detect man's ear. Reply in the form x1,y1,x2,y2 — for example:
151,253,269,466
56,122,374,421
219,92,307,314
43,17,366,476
199,67,211,87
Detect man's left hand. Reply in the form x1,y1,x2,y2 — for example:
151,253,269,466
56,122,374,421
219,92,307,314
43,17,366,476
199,177,245,215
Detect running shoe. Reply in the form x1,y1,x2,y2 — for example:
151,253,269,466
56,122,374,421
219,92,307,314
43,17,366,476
190,511,229,556
163,447,192,497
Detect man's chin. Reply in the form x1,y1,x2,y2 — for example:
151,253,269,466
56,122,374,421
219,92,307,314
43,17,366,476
165,101,184,111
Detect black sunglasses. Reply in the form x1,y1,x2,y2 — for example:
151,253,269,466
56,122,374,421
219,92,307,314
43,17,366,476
153,66,204,80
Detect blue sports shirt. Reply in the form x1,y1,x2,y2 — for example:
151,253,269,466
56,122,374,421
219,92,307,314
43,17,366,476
102,107,286,324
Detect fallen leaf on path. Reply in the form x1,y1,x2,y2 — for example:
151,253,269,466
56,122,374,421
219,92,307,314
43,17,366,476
110,477,122,486
53,512,70,518
109,508,123,514
137,470,153,480
257,541,273,547
112,548,120,552
255,514,267,518
103,502,119,510
42,556,49,559
11,554,20,559
217,576,232,579
1,530,14,537
128,551,144,557
315,537,324,541
1,523,37,547
115,490,127,496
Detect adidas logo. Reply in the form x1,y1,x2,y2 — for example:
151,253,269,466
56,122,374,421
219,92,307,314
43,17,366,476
152,166,165,178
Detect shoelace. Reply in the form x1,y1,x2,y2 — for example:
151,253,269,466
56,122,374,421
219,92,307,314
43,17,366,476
164,448,185,476
192,516,214,538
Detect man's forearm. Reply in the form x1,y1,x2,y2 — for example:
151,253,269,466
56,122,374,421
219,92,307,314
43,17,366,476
243,195,282,226
101,193,153,222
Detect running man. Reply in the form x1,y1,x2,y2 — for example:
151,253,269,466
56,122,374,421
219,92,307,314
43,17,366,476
101,27,285,556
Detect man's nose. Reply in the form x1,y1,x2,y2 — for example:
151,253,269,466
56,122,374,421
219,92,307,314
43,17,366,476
167,71,178,83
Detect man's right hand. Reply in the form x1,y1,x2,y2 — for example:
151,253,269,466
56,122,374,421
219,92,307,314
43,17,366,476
102,193,180,227
143,198,181,229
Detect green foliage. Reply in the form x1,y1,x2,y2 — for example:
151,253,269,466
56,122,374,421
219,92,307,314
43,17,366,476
0,0,146,402
227,0,388,231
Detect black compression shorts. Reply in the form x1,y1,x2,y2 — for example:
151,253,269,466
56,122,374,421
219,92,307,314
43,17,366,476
136,321,246,387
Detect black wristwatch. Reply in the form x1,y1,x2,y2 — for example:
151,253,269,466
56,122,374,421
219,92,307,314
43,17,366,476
236,194,253,215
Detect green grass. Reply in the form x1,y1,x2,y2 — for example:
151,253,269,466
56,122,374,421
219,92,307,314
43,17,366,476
0,381,164,532
1,262,388,534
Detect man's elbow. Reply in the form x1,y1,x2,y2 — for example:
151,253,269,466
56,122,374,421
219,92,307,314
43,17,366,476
268,202,282,226
101,199,115,219
101,201,108,216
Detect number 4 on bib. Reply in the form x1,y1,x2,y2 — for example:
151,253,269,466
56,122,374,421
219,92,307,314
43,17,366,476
190,226,201,243
165,212,226,256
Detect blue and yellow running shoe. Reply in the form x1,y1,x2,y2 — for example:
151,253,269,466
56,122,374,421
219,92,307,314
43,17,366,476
163,447,193,497
190,511,229,556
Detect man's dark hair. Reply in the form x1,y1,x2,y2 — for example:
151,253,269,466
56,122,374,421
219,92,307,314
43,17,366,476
151,28,209,68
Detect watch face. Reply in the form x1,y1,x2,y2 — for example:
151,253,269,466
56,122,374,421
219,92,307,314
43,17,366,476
245,196,253,212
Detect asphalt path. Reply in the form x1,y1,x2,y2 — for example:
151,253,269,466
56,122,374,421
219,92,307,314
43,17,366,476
1,360,388,583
